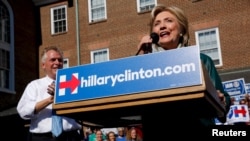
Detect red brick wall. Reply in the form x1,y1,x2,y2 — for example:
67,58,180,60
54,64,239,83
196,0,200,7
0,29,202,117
39,0,250,77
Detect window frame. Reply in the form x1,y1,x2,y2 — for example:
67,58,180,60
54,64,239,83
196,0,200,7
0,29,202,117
50,5,68,35
136,0,157,13
63,58,69,68
0,0,15,94
90,48,109,64
195,27,223,67
88,0,107,23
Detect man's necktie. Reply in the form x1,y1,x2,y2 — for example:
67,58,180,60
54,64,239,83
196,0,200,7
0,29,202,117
51,110,63,137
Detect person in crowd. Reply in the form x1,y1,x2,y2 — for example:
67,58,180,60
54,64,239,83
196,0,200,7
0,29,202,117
239,98,247,105
116,127,126,141
137,4,231,137
126,127,142,141
17,46,82,141
230,97,236,105
245,94,250,125
82,127,91,141
89,127,106,141
106,131,116,141
88,127,97,141
245,94,250,109
95,130,106,141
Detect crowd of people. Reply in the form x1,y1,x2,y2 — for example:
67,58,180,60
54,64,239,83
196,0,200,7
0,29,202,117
83,126,143,141
215,94,250,125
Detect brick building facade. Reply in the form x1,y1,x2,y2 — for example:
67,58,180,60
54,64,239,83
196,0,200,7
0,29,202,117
37,0,250,82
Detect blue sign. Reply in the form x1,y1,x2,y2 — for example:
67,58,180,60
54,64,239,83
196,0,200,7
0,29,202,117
245,83,250,94
222,78,246,99
55,46,202,104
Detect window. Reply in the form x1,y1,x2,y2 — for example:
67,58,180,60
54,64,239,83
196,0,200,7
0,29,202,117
195,28,223,66
51,5,67,34
91,48,109,63
63,58,69,68
137,0,157,13
88,0,107,22
0,0,15,93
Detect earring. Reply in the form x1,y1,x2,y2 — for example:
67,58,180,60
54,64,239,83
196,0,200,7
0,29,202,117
180,33,183,36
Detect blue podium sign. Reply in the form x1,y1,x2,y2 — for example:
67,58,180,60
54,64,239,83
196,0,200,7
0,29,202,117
55,45,202,104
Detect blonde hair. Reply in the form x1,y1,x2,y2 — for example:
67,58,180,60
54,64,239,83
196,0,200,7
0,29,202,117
117,127,124,131
149,4,189,47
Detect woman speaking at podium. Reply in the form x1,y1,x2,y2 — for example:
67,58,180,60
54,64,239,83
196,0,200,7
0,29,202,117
136,4,231,138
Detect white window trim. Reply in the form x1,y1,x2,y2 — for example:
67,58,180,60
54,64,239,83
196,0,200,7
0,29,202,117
88,0,107,23
63,58,69,68
195,27,223,67
90,48,109,64
50,5,68,34
136,0,157,13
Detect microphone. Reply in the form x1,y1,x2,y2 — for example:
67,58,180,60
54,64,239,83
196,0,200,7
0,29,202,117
135,32,159,56
150,32,159,44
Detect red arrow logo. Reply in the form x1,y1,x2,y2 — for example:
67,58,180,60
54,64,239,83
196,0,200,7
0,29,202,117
59,75,80,93
234,106,247,116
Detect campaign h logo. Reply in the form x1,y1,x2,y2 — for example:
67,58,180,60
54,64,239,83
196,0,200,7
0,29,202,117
58,73,80,96
228,105,247,119
227,105,249,124
233,106,247,117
